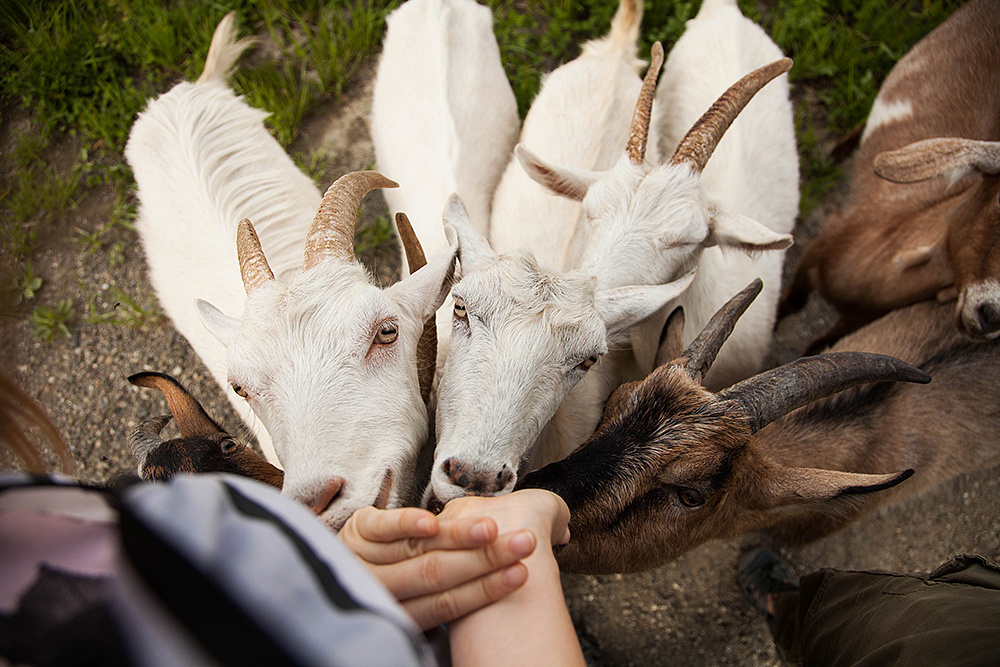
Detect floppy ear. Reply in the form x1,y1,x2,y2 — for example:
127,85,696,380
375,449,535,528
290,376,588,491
196,299,241,345
874,137,1000,182
750,459,914,510
707,207,794,253
595,272,695,335
443,193,497,273
516,144,602,202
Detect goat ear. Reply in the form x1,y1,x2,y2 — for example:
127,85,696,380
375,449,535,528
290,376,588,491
388,242,459,321
874,137,1000,182
515,144,601,202
755,462,914,509
196,299,242,345
595,272,695,335
444,193,496,273
707,207,793,253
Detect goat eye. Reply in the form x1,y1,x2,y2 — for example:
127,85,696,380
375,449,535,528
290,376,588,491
453,297,467,319
579,354,601,371
677,488,705,508
230,381,248,398
375,322,398,345
220,438,239,455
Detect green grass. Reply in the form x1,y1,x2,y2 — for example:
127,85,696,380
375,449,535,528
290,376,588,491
0,0,968,325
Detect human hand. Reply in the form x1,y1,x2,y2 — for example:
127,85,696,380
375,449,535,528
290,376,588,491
437,489,571,548
339,505,537,630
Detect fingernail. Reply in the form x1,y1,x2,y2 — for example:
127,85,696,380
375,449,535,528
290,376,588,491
502,563,527,588
509,530,535,557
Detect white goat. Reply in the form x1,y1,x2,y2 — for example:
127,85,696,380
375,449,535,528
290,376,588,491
127,14,457,529
489,0,651,270
371,0,520,382
518,0,798,389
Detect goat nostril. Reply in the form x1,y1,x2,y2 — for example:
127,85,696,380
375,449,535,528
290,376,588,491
441,458,453,476
307,477,345,515
976,302,1000,334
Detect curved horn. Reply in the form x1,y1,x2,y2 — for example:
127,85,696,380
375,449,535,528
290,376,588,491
677,279,762,382
394,212,437,405
670,58,792,171
303,171,399,270
237,218,274,294
718,352,932,434
128,372,226,438
128,414,172,461
626,41,664,165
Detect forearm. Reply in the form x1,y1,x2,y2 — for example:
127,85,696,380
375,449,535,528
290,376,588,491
447,546,584,667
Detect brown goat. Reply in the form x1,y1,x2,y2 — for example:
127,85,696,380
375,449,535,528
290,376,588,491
128,372,284,489
781,0,1000,345
522,279,1000,574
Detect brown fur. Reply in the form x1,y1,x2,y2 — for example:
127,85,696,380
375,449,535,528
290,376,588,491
524,299,999,574
781,0,1000,344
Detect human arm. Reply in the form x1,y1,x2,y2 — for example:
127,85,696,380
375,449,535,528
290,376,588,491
440,490,585,667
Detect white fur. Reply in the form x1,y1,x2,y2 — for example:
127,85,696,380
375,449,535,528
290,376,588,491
371,0,520,370
127,14,457,528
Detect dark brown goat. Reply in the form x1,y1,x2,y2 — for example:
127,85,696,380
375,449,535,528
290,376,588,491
128,372,283,488
523,280,1000,574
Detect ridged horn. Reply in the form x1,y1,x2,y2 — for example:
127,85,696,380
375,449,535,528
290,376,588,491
237,218,274,294
626,41,664,165
670,58,792,171
395,212,437,405
677,279,762,382
303,171,399,270
719,353,931,434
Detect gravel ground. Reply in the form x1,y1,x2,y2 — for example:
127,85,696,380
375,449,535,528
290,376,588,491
3,61,999,667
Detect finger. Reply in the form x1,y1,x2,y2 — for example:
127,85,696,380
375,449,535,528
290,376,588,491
403,562,529,631
353,506,439,543
355,516,500,565
379,529,536,600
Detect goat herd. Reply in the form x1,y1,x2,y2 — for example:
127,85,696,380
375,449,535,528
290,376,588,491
119,0,1000,593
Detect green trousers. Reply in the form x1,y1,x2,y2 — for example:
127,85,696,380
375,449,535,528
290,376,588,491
771,554,1000,666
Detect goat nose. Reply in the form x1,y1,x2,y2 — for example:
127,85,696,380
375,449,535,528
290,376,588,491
304,477,345,515
976,302,1000,336
441,457,514,495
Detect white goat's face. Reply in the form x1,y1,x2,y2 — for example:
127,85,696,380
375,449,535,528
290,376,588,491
199,257,452,530
425,195,693,509
517,147,791,290
577,158,709,287
430,253,610,506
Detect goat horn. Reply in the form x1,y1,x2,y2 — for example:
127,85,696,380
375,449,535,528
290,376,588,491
670,58,792,171
395,212,437,405
237,218,274,294
303,171,399,270
128,414,172,461
626,41,664,165
677,279,762,382
128,372,227,438
718,352,932,434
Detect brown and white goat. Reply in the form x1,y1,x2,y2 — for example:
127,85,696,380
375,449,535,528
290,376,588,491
129,372,284,490
781,0,1000,344
523,279,1000,574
